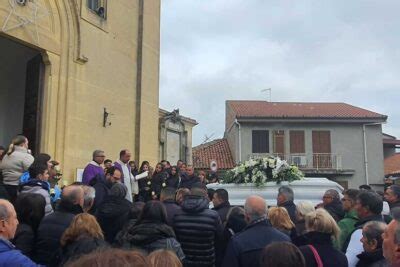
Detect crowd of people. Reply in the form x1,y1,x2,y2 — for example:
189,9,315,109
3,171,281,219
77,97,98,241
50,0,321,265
0,135,400,267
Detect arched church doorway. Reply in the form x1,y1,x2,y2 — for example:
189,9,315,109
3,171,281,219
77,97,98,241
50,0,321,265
0,35,44,155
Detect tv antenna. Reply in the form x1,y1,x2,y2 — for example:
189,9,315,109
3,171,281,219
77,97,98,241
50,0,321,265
261,88,272,102
202,133,215,144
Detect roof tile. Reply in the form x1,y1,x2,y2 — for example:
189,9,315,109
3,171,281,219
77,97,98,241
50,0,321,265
193,139,235,170
227,101,387,120
384,153,400,176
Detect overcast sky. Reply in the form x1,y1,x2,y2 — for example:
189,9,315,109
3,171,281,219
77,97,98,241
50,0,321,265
159,1,400,146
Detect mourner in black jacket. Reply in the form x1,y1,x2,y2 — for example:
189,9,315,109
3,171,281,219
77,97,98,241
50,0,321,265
96,183,132,243
116,201,185,260
277,186,297,223
222,196,290,267
34,185,84,266
160,187,182,226
12,193,46,258
173,188,223,267
212,189,231,224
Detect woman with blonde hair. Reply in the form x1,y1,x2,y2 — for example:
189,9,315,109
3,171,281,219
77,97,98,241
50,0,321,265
0,135,34,203
148,249,182,267
298,208,347,267
59,213,108,265
268,207,297,238
295,201,316,236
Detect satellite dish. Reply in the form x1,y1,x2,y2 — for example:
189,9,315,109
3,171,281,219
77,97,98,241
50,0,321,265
210,160,218,172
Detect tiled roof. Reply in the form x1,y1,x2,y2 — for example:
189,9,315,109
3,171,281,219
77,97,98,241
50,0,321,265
227,101,387,120
385,153,400,176
193,139,235,170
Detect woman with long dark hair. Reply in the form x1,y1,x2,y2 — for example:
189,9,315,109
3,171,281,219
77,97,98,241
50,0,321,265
138,161,153,202
167,166,180,189
152,163,168,200
12,193,46,258
116,201,185,261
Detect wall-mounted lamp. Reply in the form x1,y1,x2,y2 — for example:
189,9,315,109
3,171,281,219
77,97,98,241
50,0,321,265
103,108,113,127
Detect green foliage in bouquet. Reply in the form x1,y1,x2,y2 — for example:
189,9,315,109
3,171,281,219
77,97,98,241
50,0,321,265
222,156,304,187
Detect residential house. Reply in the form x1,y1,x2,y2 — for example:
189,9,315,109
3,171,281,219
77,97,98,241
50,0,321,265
224,100,387,188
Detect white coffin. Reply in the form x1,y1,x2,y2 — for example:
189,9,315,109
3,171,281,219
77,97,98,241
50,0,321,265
206,177,344,206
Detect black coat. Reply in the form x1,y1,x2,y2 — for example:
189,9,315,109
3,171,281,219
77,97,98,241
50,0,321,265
138,176,154,202
298,232,348,267
173,195,223,267
356,249,387,267
12,224,35,258
167,174,180,189
95,196,132,243
152,172,168,198
90,176,113,213
33,200,83,266
222,218,290,267
163,199,182,226
179,175,201,189
278,200,297,224
212,201,231,224
324,199,345,221
115,221,185,260
59,237,108,266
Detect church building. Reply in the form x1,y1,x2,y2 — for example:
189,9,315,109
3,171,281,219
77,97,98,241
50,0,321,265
0,0,161,183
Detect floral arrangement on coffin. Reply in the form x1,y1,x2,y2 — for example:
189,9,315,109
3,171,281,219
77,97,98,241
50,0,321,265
223,156,304,187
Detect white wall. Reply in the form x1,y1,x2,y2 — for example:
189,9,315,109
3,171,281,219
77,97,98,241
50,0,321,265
0,37,39,147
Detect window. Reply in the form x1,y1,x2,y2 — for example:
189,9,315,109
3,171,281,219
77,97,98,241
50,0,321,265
87,0,107,19
252,130,269,153
273,130,285,157
290,130,305,154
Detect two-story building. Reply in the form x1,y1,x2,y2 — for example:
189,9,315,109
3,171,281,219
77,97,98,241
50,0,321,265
224,100,387,188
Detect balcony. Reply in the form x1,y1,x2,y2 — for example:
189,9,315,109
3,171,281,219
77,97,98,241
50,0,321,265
250,153,344,171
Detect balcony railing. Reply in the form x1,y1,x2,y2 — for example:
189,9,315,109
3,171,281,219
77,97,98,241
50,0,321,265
250,153,342,170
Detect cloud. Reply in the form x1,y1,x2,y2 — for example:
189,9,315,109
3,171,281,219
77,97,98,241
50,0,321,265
160,0,400,145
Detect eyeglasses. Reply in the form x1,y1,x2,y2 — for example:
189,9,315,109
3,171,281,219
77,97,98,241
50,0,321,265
323,195,333,199
96,155,106,158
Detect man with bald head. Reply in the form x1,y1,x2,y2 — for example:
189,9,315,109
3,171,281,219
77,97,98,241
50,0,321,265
0,199,37,265
222,195,290,267
34,185,84,265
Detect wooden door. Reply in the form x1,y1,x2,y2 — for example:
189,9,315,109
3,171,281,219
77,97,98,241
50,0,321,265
22,54,43,155
312,131,331,168
273,130,285,159
290,131,305,154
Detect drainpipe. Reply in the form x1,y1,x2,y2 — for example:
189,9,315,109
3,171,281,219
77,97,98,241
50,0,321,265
362,122,383,185
234,119,242,162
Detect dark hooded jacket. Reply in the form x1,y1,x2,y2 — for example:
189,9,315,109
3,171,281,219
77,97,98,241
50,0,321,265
33,199,83,266
356,249,387,267
324,199,345,221
179,175,201,189
299,231,348,267
222,217,290,267
278,200,297,224
212,201,231,224
163,199,182,226
116,221,185,260
90,174,113,213
59,236,108,266
173,195,223,267
95,196,132,243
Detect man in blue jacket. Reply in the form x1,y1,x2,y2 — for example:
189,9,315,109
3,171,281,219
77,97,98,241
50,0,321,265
0,199,37,266
222,195,290,267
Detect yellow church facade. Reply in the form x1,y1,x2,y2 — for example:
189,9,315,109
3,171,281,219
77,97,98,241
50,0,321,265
0,0,161,184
